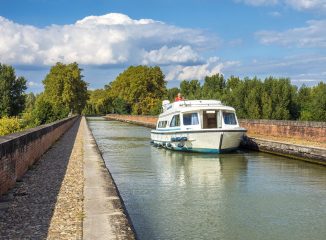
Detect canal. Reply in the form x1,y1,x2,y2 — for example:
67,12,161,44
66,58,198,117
88,118,326,240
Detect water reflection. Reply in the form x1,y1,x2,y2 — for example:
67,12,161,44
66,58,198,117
88,118,326,240
156,150,249,189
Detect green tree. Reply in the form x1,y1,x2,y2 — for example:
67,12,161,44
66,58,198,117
243,77,263,119
31,94,56,125
202,74,226,100
24,92,36,111
297,85,312,120
166,87,180,102
43,62,88,116
180,80,201,100
299,82,326,121
109,65,166,115
83,89,112,115
224,76,246,117
112,98,130,114
0,116,22,136
0,63,27,117
263,77,296,120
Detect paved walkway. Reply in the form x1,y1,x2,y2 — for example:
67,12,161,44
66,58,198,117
83,117,135,240
0,117,135,239
0,118,84,239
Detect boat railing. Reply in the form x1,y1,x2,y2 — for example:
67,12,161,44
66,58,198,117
178,101,222,107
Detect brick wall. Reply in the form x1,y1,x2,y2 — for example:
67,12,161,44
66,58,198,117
0,116,78,196
239,119,326,143
105,114,157,128
105,115,326,143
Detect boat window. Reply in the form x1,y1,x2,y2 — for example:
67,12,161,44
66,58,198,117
170,114,180,127
158,121,168,128
183,113,199,125
223,112,237,125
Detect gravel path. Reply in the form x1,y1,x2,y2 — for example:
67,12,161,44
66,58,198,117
0,118,84,240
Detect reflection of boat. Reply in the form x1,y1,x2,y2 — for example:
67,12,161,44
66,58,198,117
151,100,246,153
154,149,248,187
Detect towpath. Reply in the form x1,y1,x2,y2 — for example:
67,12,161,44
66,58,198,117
0,117,135,239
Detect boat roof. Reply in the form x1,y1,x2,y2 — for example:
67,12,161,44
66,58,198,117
160,100,235,117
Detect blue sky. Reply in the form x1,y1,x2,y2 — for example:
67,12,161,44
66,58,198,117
1,0,326,92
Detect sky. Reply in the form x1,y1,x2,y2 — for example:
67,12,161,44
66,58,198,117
1,0,326,92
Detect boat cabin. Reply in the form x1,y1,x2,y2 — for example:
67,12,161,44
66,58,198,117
156,100,239,131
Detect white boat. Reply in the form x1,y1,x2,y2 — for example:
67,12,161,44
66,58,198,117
151,100,246,153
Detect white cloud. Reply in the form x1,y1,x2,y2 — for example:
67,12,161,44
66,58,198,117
227,54,326,86
27,81,41,87
0,13,219,66
235,0,278,6
165,57,240,81
142,45,201,65
285,0,326,12
236,0,326,12
256,19,326,47
269,11,282,17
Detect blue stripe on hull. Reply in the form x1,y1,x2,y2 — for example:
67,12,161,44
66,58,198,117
155,145,238,154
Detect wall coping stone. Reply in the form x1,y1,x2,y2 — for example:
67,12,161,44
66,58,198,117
238,119,326,128
0,116,78,157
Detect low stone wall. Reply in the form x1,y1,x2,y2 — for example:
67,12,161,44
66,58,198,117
105,114,156,129
239,119,326,143
241,136,326,165
105,114,326,164
106,115,326,144
0,116,78,196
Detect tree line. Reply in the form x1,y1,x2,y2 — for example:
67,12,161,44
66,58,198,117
85,67,326,122
1,63,325,135
0,62,88,135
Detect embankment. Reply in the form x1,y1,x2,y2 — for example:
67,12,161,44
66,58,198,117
0,116,78,196
105,114,326,165
83,117,136,239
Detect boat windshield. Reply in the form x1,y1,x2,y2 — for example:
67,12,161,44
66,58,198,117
158,121,168,128
183,113,199,125
223,112,237,125
170,114,180,127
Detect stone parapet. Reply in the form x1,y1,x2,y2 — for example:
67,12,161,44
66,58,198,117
105,114,326,164
239,119,326,143
241,136,326,165
105,114,156,129
0,116,78,196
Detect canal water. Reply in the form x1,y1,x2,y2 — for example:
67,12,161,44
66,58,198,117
88,118,326,240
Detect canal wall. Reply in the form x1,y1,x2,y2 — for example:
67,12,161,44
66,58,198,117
0,116,78,196
239,119,326,143
106,114,156,129
83,117,136,239
105,114,326,165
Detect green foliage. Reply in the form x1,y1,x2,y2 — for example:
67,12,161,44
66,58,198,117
43,62,88,115
0,63,27,117
30,94,56,125
180,79,202,100
132,95,162,115
299,82,326,121
166,87,180,102
161,75,323,121
112,98,130,114
83,89,112,115
0,117,22,136
109,65,166,114
202,74,226,100
24,92,36,111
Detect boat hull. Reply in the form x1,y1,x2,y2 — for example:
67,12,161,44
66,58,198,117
151,129,246,153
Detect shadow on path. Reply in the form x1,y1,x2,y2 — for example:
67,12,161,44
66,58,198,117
0,118,81,239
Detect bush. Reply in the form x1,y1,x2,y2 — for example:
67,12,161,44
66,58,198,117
0,117,22,136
